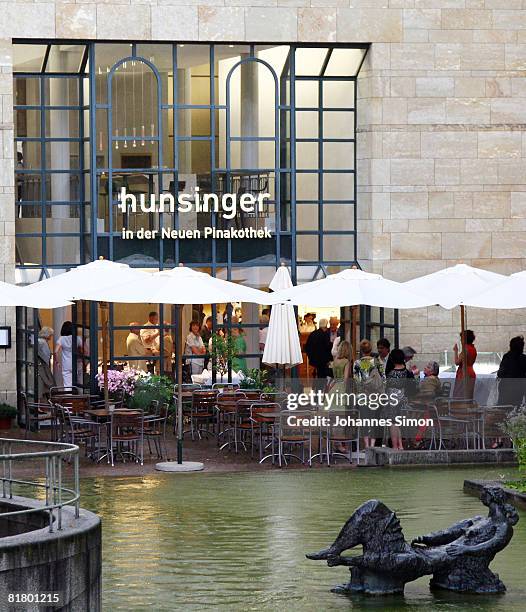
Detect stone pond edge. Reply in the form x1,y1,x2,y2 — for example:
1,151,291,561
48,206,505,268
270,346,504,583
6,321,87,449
464,479,526,509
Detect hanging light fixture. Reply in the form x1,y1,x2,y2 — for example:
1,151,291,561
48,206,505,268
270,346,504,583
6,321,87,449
97,65,103,151
123,63,128,149
150,58,155,144
132,60,137,147
114,67,119,150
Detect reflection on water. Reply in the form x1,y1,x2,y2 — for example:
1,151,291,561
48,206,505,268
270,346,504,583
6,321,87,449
80,467,525,611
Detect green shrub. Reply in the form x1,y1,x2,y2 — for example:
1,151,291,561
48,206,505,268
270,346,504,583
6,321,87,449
240,368,275,393
128,375,173,411
501,407,526,472
0,404,16,418
210,333,237,378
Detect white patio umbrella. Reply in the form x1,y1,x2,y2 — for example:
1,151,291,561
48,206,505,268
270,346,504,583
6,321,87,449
0,279,71,308
268,268,435,309
80,265,270,305
17,259,151,302
262,266,302,369
80,264,270,467
404,264,506,391
462,270,526,309
403,264,505,310
0,281,21,306
19,259,151,406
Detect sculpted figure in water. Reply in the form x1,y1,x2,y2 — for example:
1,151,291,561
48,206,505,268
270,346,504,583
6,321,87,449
307,486,518,596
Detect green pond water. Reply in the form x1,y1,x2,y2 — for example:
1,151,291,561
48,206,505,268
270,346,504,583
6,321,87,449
80,466,526,611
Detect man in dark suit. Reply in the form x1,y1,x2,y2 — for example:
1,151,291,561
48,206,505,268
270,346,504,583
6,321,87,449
305,318,333,391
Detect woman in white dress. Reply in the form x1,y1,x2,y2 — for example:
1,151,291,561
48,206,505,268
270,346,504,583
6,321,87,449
55,321,83,388
185,321,206,375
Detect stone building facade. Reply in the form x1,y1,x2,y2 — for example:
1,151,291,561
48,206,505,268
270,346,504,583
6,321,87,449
1,2,526,396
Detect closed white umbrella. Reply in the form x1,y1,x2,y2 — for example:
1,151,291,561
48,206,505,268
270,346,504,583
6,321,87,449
262,266,302,368
404,264,506,395
268,268,434,309
462,270,526,309
80,263,269,468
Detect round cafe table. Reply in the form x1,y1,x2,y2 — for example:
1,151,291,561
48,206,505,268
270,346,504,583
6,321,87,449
84,408,139,463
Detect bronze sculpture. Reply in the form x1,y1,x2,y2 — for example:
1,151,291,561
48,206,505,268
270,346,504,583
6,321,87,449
307,486,518,596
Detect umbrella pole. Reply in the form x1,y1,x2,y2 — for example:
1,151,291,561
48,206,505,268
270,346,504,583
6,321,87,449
460,304,468,398
177,303,183,464
100,301,110,408
351,305,358,365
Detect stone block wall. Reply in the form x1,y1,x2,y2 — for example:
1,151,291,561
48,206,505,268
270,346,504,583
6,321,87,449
0,38,15,405
0,2,525,371
354,5,526,364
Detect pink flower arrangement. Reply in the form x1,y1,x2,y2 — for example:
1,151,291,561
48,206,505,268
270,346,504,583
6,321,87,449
96,369,148,397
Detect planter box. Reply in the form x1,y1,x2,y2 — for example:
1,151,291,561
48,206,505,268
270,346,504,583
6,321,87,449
0,417,12,430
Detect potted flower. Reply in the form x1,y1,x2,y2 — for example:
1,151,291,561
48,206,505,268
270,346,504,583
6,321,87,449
128,375,174,412
0,404,17,430
96,369,146,405
209,332,237,381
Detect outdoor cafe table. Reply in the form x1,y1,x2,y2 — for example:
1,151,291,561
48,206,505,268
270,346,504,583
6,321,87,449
84,408,131,419
256,410,319,465
53,394,102,412
221,408,319,464
84,408,142,463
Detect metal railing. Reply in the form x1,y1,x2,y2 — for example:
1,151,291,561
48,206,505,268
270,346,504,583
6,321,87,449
0,438,80,533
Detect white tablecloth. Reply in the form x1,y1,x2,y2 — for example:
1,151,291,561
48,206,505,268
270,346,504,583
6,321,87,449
440,372,497,406
191,370,244,385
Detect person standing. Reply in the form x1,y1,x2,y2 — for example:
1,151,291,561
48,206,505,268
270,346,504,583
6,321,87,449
329,317,340,344
453,330,477,399
377,338,392,373
126,322,148,371
385,348,415,451
331,339,351,389
402,346,419,377
185,321,206,376
329,317,341,359
305,318,333,390
154,323,174,376
37,327,56,399
140,311,160,352
259,314,269,352
300,313,316,334
231,316,247,372
201,316,213,346
201,316,214,370
328,340,353,454
497,336,526,407
55,321,83,388
353,339,385,449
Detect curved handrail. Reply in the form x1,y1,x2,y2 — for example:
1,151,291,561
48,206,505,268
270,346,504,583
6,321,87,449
0,438,78,460
0,438,80,532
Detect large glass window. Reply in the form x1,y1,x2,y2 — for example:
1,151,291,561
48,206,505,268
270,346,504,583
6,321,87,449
13,41,379,391
14,44,89,269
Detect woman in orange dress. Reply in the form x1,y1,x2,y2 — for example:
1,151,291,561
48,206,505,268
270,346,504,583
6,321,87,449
453,329,477,399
